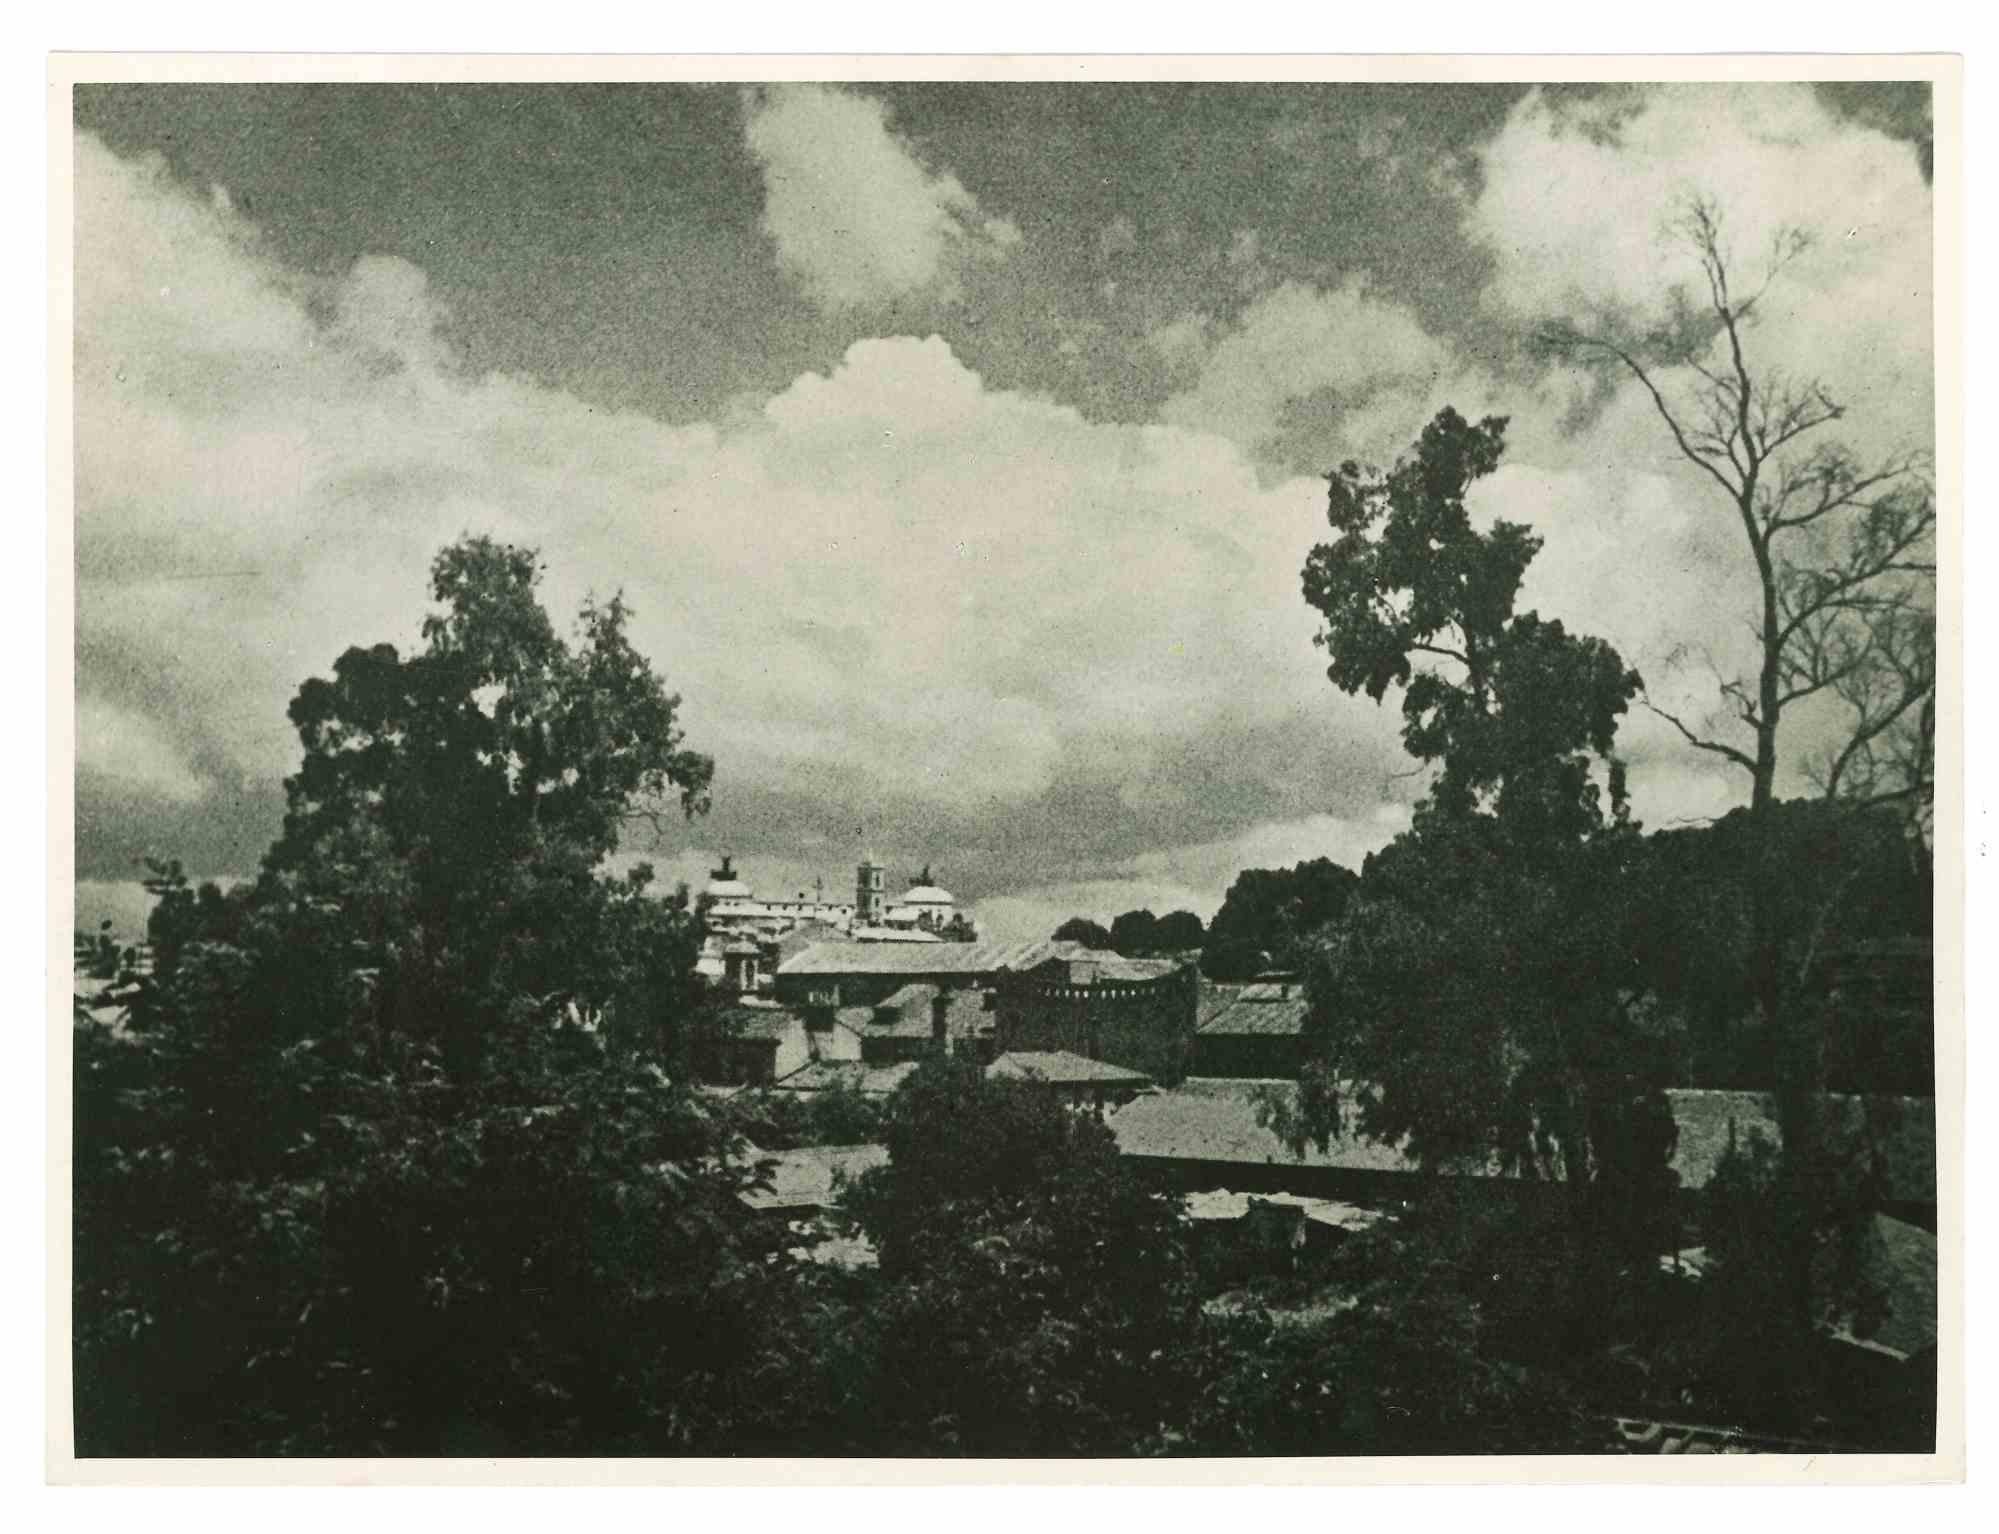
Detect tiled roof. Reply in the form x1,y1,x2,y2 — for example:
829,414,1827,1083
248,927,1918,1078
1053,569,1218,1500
779,937,1074,978
988,1050,1154,1086
739,1143,890,1211
1197,983,1311,1037
713,1005,797,1043
854,984,992,1039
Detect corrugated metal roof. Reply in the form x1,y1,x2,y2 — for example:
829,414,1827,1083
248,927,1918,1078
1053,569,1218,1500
988,1050,1153,1085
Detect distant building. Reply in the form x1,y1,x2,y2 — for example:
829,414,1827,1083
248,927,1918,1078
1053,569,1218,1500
697,856,977,985
986,1050,1153,1111
773,936,1095,1008
992,955,1201,1088
1189,978,1310,1078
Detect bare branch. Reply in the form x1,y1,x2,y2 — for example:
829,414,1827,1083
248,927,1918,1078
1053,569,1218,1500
1642,697,1757,776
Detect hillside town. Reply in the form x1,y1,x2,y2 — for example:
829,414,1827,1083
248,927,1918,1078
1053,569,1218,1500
66,76,1945,1466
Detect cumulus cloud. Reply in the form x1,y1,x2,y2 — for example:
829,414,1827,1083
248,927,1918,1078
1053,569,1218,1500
76,696,206,804
1472,83,1934,460
742,84,1018,311
1465,83,1937,804
1158,278,1495,468
74,131,1403,901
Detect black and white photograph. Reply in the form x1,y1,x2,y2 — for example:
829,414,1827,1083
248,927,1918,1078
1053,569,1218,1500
52,58,1960,1476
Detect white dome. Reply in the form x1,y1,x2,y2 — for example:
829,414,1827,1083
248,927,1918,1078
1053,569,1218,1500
901,885,954,905
705,879,753,900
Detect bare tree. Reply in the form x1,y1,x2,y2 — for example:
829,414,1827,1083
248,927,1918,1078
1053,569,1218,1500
1536,197,1936,827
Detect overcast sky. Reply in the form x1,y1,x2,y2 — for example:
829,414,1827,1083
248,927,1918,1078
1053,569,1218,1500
71,80,1934,942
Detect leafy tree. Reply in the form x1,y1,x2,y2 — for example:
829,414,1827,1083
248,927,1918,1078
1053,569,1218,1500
1201,858,1359,980
1151,909,1206,953
1051,916,1113,949
841,1057,1198,1454
1109,908,1159,956
1285,406,1668,1347
72,536,790,1456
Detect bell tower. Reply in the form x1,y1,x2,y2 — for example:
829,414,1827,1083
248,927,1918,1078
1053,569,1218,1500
856,856,886,925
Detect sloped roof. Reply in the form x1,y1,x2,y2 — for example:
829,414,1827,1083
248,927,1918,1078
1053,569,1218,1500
1114,1081,1938,1202
739,1143,890,1211
1670,1214,1935,1363
712,1005,798,1043
857,984,992,1039
1197,983,1311,1037
780,937,1066,978
988,1050,1153,1086
1036,953,1188,983
1111,1078,1414,1174
1664,1090,1935,1206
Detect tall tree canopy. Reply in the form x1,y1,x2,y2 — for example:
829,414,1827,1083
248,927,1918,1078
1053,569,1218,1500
1284,407,1669,1324
1303,408,1641,842
1050,916,1114,949
74,537,775,1456
150,535,717,1075
841,1057,1197,1454
1201,858,1359,980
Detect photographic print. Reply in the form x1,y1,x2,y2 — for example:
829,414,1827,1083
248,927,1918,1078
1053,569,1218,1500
53,58,1959,1480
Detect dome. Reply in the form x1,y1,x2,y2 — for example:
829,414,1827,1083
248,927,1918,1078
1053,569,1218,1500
705,879,753,900
901,885,954,906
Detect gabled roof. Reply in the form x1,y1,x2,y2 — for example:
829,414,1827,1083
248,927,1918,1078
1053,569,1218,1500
988,1051,1153,1086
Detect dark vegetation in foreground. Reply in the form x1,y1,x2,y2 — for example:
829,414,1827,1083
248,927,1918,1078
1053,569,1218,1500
74,516,1929,1456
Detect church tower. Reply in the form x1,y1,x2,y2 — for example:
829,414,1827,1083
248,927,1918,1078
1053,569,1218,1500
855,856,886,926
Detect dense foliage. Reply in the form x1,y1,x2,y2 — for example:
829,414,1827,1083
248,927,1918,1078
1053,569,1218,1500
1200,858,1360,980
839,1057,1200,1454
72,537,777,1455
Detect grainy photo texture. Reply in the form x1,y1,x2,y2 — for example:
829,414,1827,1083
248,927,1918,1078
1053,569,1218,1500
65,71,1946,1467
